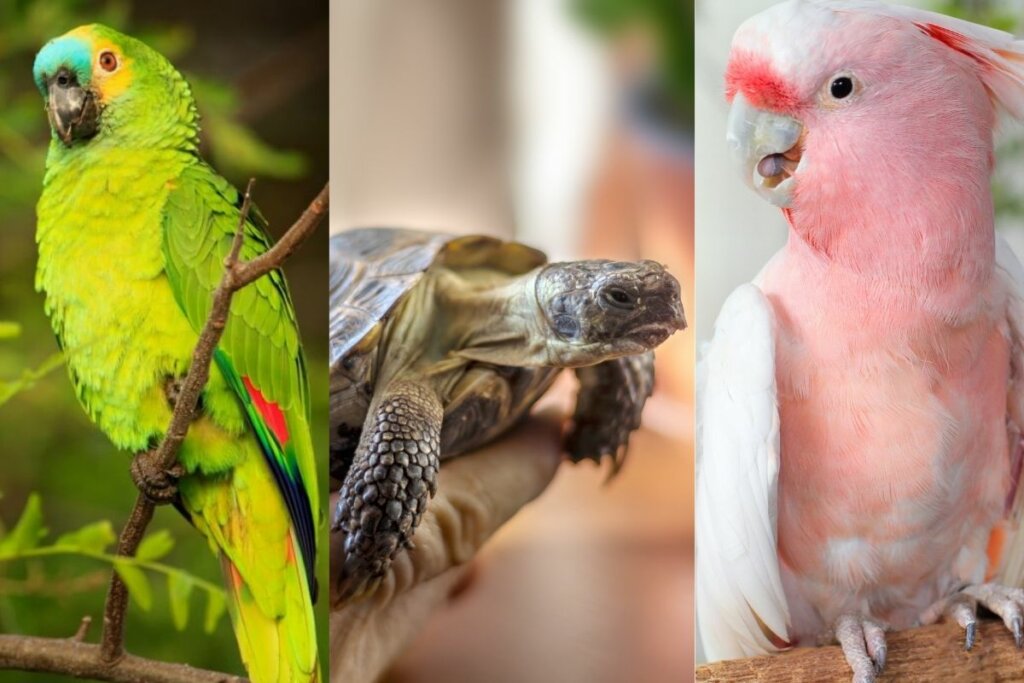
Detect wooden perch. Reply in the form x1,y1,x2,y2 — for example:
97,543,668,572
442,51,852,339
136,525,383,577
697,618,1024,681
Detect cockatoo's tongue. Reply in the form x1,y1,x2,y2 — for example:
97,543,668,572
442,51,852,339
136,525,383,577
757,147,801,188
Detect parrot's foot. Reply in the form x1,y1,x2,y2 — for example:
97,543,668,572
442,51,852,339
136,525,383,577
130,449,185,504
833,614,888,683
164,378,184,408
936,583,1024,650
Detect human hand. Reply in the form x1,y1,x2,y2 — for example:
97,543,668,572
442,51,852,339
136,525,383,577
328,411,563,683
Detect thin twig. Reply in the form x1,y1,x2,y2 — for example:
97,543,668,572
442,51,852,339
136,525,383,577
0,635,245,683
71,616,92,643
81,179,325,669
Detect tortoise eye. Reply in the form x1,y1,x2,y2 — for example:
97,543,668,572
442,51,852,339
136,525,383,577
602,287,636,310
98,51,118,72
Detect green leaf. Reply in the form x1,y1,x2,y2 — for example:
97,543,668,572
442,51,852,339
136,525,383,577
54,521,116,554
0,322,20,339
0,493,46,558
0,352,64,408
167,573,194,631
113,560,152,611
204,588,227,634
135,530,175,561
206,115,307,180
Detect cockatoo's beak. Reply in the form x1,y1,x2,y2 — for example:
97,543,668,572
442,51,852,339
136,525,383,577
727,93,803,207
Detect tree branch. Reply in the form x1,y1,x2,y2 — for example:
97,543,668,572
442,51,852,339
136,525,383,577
697,618,1024,681
0,635,245,683
0,180,328,682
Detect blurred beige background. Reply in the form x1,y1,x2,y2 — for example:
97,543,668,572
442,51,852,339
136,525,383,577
330,0,693,680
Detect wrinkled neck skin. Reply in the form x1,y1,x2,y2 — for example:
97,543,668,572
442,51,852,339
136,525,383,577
375,268,551,398
435,267,552,367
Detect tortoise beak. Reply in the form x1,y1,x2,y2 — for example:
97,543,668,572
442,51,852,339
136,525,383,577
46,68,99,146
649,265,687,335
670,298,687,332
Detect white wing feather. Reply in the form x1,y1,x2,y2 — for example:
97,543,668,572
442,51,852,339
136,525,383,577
696,284,790,661
995,235,1024,587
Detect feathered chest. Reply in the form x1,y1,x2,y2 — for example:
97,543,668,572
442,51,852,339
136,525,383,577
35,150,197,449
763,259,1012,625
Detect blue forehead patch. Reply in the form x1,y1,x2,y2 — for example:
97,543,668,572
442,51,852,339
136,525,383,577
33,35,92,96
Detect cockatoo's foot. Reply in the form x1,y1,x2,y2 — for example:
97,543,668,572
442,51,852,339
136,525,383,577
130,449,185,504
832,614,888,683
922,584,1024,650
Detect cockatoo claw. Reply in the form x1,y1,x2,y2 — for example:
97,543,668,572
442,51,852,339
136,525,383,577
930,584,1024,652
834,614,888,683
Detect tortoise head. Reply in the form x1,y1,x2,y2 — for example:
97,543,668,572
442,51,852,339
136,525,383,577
535,259,686,363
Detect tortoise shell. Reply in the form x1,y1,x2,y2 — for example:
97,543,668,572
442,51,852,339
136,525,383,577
329,227,548,481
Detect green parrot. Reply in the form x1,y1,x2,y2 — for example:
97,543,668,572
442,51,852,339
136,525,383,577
32,25,320,682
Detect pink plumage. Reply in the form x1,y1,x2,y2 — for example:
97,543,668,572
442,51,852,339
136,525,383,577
698,1,1024,677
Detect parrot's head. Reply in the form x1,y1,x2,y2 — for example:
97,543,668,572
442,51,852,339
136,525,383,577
724,0,1024,265
33,24,198,151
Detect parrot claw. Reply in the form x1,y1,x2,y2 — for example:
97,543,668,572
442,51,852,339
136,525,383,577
930,591,979,651
959,583,1024,650
130,449,185,505
965,621,976,651
833,614,888,683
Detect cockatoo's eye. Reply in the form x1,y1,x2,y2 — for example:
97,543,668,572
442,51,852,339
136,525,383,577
830,77,853,99
98,51,118,73
825,73,859,103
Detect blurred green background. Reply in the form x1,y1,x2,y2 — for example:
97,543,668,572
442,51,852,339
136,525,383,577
0,1,329,680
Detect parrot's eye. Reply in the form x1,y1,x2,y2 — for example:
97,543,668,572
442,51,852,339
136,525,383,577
830,76,854,99
98,51,118,73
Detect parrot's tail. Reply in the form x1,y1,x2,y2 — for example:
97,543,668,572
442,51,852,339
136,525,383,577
221,533,320,683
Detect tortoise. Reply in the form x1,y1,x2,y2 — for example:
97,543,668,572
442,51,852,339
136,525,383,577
329,227,686,600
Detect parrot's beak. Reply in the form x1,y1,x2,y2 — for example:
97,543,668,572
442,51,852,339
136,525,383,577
727,93,803,207
45,68,99,146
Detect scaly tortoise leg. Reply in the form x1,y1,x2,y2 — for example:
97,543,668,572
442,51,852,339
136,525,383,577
566,352,655,477
332,380,442,602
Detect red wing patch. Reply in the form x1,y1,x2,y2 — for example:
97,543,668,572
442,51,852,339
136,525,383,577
725,51,801,112
243,376,290,446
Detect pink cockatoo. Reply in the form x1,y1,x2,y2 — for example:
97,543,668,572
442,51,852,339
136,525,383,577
697,1,1024,680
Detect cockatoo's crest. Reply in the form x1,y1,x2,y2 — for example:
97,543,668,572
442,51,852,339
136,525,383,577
895,8,1024,119
727,1,1024,119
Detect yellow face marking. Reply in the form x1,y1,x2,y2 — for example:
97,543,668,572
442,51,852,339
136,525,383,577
65,26,133,103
